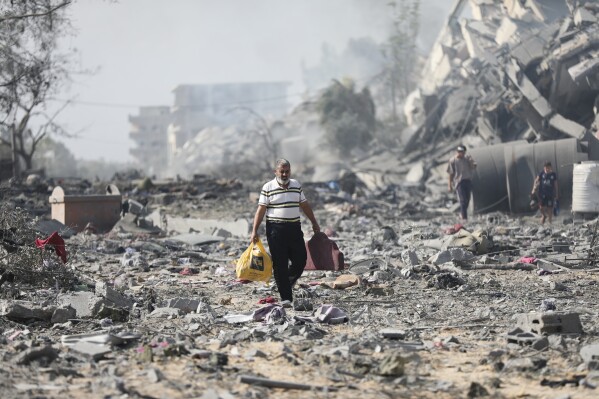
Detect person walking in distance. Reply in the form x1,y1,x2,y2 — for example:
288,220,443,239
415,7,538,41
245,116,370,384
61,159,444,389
447,145,477,222
250,159,320,307
532,161,558,224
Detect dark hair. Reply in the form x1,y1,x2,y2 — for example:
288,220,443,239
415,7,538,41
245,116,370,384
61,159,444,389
544,161,552,167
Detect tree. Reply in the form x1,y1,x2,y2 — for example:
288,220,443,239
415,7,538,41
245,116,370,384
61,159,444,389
380,0,421,125
228,106,279,171
0,0,72,177
317,79,376,154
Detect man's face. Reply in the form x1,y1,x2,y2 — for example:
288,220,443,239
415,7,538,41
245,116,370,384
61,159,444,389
544,166,552,174
456,150,465,159
275,164,291,185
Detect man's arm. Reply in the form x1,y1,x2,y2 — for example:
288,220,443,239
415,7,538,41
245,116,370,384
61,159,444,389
469,155,477,169
299,201,320,233
250,205,267,243
531,176,540,195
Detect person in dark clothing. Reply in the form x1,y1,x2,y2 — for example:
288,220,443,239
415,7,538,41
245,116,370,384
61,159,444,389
250,159,320,307
532,161,558,224
447,145,477,222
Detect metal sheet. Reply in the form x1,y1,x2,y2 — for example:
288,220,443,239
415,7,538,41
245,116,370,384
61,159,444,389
470,141,525,213
471,139,588,214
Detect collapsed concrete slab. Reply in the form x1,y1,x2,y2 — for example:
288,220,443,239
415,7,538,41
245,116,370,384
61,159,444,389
404,0,599,216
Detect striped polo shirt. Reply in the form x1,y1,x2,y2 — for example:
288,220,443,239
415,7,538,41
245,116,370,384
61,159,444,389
259,178,306,223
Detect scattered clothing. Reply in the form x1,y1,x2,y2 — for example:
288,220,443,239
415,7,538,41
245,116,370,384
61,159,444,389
34,231,67,263
257,296,277,304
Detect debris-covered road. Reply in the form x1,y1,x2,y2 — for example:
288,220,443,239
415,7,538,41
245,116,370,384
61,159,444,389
1,175,599,399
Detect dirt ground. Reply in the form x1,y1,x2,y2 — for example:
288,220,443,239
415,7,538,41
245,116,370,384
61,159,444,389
1,180,599,399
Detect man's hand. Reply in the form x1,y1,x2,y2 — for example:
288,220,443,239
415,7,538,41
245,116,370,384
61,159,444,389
448,185,453,193
312,223,320,234
250,232,259,244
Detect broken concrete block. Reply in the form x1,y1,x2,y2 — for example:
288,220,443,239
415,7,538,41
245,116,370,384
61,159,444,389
148,307,182,319
515,312,583,335
506,327,541,346
580,344,599,370
51,306,76,324
13,345,58,365
70,341,111,361
95,281,134,309
0,300,55,321
532,336,550,351
165,297,200,313
376,352,406,376
503,357,547,372
574,7,597,26
94,303,129,322
401,249,420,266
429,248,474,265
57,291,103,318
380,328,406,339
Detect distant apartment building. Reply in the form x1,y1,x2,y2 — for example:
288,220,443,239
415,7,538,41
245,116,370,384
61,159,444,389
167,82,290,157
128,106,171,175
130,82,290,175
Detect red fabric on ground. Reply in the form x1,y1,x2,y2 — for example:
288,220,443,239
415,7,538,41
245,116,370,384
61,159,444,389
35,231,67,263
257,296,277,304
444,224,464,235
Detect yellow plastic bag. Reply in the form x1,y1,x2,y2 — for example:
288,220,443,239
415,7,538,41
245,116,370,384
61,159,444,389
235,238,272,283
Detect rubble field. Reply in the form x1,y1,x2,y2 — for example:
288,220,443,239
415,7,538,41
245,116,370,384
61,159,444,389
1,176,599,399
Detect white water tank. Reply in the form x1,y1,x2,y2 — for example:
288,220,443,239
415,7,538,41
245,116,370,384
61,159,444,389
572,162,599,213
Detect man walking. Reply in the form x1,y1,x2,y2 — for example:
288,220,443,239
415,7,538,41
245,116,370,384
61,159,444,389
532,161,558,224
250,159,320,306
447,145,477,222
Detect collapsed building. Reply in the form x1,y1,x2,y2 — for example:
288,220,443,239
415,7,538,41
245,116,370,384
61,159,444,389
402,0,599,214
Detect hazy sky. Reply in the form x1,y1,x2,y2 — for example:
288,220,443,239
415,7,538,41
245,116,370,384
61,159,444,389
52,0,449,162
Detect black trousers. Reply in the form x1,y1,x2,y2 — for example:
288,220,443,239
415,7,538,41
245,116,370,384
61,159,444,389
456,179,472,220
265,222,307,302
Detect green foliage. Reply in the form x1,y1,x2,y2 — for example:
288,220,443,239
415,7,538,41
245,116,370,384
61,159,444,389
317,79,376,153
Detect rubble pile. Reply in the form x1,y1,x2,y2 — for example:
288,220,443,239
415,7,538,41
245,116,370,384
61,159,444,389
405,0,599,153
374,0,599,215
1,175,599,398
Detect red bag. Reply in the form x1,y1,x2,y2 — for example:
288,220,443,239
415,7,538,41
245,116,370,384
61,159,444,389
305,232,344,271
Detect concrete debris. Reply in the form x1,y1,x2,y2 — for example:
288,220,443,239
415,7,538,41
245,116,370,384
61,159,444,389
5,0,599,390
4,126,599,396
515,311,583,335
401,0,599,216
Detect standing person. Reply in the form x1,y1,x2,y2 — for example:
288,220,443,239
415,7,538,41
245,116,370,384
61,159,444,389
447,144,477,222
532,161,558,224
250,159,320,307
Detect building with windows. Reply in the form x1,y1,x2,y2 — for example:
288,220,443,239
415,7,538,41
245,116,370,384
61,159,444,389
130,82,290,176
167,82,290,154
128,106,171,175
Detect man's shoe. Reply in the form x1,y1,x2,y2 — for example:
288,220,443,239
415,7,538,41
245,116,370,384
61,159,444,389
280,300,292,308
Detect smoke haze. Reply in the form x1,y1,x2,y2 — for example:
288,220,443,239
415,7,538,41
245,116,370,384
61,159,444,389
53,0,451,162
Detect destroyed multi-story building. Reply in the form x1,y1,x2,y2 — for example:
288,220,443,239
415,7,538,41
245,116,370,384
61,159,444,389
166,82,290,160
128,106,171,176
403,0,599,214
128,82,290,177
